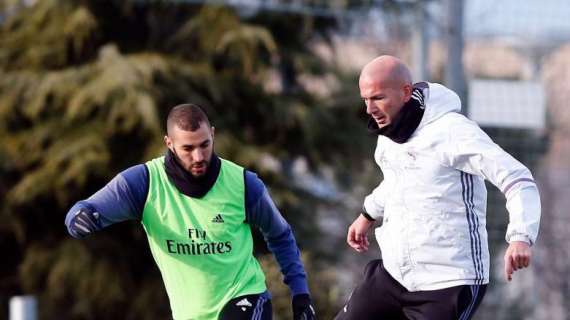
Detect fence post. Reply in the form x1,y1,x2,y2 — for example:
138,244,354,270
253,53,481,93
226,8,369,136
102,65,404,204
9,296,37,320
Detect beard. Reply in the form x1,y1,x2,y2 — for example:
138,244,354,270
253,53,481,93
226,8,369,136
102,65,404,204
172,148,211,178
188,160,209,178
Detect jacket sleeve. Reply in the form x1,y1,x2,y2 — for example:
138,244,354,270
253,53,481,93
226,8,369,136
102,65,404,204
363,180,387,220
64,164,149,236
244,171,309,296
443,116,541,245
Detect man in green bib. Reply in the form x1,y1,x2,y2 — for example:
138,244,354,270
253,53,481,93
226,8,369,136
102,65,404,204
65,104,316,320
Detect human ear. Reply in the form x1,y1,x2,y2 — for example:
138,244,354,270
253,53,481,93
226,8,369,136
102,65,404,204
164,135,174,151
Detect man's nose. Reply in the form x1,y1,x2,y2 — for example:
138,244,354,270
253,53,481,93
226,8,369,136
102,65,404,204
365,100,374,115
192,149,205,162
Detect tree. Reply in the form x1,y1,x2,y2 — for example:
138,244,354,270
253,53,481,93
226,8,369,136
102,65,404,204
0,1,370,318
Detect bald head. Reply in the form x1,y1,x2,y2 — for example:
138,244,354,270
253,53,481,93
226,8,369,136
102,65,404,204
359,55,412,89
359,56,413,129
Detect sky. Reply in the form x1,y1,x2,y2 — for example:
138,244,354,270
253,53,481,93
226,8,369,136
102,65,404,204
465,0,570,40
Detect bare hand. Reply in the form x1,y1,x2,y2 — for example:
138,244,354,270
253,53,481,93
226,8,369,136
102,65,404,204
504,241,531,282
347,214,375,253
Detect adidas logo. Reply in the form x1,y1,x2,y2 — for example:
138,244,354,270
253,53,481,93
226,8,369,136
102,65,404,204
211,214,225,223
235,298,252,308
411,89,425,109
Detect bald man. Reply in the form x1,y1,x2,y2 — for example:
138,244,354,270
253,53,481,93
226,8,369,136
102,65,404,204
336,56,541,320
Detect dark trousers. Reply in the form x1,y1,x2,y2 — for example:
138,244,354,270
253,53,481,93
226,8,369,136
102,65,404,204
219,293,272,320
335,260,487,320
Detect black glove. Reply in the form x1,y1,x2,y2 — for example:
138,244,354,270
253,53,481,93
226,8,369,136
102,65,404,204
69,208,101,238
292,294,316,320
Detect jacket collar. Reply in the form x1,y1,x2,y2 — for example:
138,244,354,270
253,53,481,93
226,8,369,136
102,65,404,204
164,150,221,198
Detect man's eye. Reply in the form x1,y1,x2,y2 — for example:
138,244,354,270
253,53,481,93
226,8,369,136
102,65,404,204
364,97,382,103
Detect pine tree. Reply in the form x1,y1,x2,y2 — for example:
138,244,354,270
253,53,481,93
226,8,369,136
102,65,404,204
0,1,370,318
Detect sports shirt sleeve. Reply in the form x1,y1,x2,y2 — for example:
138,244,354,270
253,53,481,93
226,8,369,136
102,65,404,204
65,164,149,235
444,117,541,245
244,170,310,296
363,180,387,220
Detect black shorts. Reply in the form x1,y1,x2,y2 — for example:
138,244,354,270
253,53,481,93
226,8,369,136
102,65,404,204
219,293,272,320
335,259,487,320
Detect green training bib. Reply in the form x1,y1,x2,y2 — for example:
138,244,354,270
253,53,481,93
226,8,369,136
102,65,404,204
142,157,266,320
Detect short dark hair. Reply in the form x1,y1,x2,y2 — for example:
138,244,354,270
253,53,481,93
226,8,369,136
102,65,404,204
166,103,211,134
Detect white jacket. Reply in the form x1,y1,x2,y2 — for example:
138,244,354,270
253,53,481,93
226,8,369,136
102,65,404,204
364,82,541,291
